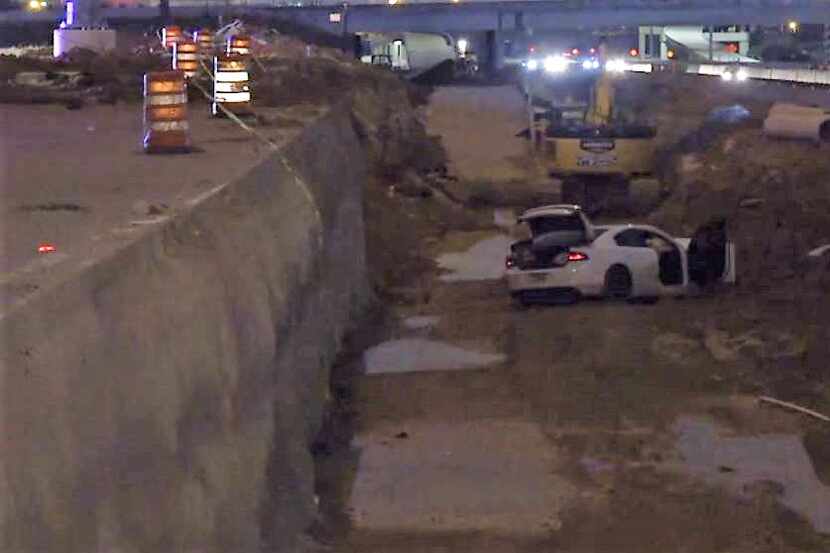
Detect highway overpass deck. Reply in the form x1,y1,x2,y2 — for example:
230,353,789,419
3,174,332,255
2,0,830,30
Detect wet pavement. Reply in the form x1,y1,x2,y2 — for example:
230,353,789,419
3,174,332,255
436,235,512,282
363,338,505,375
673,415,830,534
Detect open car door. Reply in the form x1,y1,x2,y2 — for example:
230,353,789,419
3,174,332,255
685,218,736,287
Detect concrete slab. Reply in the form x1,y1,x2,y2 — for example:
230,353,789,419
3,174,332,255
402,315,441,330
436,234,511,282
674,416,830,534
363,338,505,375
349,418,574,536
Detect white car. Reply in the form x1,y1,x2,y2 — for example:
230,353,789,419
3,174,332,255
505,204,736,305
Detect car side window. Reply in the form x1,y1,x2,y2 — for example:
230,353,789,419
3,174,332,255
614,229,648,248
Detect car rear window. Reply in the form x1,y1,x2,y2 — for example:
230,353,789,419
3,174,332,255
528,215,584,236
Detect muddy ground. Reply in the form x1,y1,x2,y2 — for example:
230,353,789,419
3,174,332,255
314,75,830,552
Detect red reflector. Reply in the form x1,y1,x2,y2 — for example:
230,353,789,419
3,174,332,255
38,243,56,254
568,251,588,262
505,256,515,269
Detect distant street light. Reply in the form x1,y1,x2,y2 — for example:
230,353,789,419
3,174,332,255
787,20,800,33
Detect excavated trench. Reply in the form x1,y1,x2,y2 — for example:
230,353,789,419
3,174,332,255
309,77,830,553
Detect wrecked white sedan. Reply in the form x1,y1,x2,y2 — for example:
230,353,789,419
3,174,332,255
505,205,736,305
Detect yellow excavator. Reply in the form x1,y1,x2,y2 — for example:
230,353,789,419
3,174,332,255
541,43,660,213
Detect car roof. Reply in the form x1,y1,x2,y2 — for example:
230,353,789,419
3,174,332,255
594,223,673,240
518,204,582,221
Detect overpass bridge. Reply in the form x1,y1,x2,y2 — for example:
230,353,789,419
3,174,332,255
2,0,830,31
273,0,830,34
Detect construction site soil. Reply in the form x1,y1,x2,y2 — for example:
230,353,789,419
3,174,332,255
316,73,830,552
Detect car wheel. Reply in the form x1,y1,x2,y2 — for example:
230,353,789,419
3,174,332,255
605,265,633,300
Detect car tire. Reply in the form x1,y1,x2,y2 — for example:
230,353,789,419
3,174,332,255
605,265,633,300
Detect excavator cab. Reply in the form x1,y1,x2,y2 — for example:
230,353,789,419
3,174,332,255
541,41,660,211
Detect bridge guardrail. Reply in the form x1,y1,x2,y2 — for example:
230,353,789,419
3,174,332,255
685,62,830,86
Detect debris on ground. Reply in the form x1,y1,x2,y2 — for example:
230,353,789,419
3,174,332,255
758,396,830,423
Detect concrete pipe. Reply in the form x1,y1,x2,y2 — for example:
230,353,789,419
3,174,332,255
763,110,830,142
767,102,830,118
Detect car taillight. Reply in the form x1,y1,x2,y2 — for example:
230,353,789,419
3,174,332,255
568,251,588,262
505,255,515,269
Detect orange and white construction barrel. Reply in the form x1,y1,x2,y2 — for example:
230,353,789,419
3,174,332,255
173,40,199,79
143,71,191,153
193,28,216,60
226,34,252,56
213,54,251,116
162,25,183,51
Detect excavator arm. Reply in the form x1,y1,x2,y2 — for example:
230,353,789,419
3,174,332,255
585,44,614,126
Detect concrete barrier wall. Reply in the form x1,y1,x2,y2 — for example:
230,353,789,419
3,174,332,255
0,108,371,553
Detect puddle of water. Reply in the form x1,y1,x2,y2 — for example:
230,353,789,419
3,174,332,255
436,235,512,282
493,208,516,231
674,416,830,534
403,316,440,330
363,338,505,375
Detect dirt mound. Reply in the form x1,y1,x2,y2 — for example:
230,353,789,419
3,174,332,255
649,108,830,386
0,45,167,105
651,127,830,282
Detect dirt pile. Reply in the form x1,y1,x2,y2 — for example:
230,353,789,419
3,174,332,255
649,106,830,388
651,126,830,281
0,45,167,106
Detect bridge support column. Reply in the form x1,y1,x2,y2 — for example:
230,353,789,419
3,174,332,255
486,30,507,74
639,26,665,59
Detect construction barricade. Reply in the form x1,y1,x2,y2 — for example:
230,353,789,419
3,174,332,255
194,28,216,70
162,25,183,51
143,71,191,153
213,54,252,116
227,34,252,56
173,40,199,79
